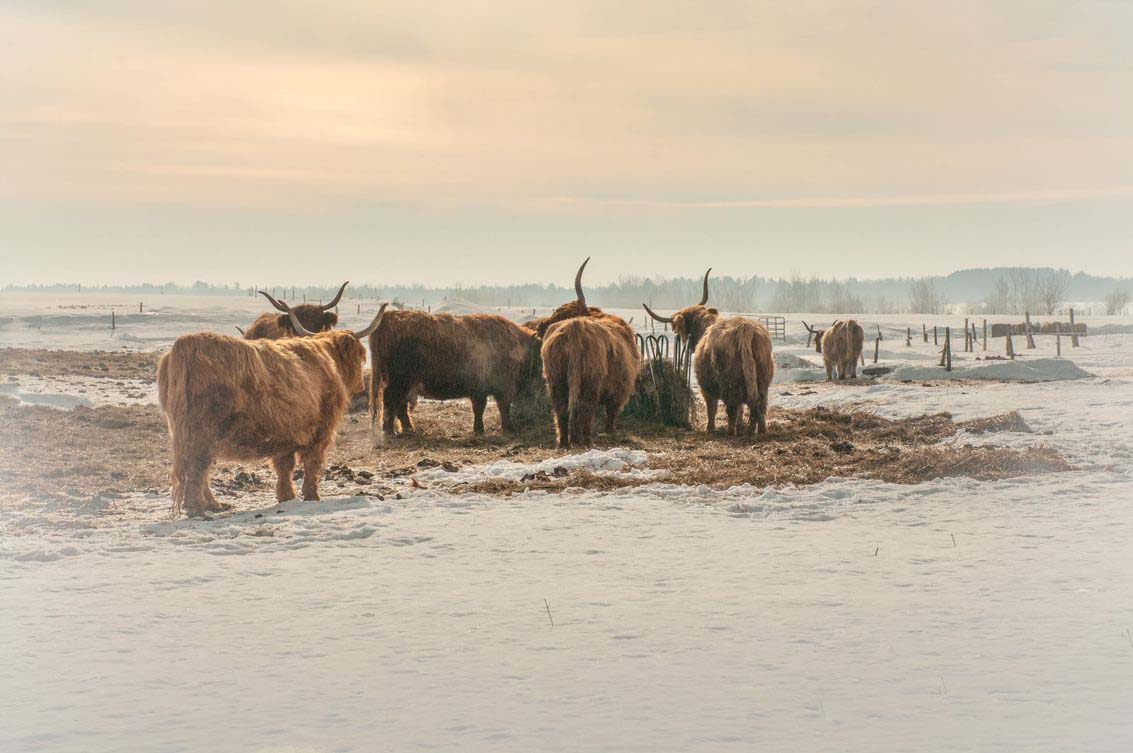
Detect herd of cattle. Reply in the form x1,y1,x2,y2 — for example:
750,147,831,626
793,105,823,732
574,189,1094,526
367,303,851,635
157,261,864,517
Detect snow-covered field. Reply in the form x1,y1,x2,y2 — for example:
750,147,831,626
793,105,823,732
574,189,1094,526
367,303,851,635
3,292,1133,752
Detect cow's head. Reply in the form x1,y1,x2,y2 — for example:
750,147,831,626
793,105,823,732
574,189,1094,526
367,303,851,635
283,300,388,395
642,268,719,352
802,321,826,353
257,281,349,337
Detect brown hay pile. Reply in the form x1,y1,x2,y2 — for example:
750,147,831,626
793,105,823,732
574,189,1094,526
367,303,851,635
959,410,1033,434
623,359,695,428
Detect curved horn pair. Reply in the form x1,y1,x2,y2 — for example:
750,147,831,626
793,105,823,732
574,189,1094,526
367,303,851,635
801,320,817,333
258,281,349,312
641,268,711,323
287,302,389,340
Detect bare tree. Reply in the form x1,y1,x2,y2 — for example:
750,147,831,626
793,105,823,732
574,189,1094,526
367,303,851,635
1036,269,1070,315
984,276,1011,314
1105,288,1130,316
908,279,946,314
1007,268,1036,314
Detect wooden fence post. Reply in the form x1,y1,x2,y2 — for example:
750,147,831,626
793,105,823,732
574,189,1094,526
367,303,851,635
139,302,144,313
1056,334,1062,357
964,318,970,352
933,326,938,345
982,319,987,351
922,323,928,343
945,327,952,371
1006,332,1014,360
874,337,880,364
1069,308,1080,347
111,311,116,330
1024,311,1036,349
906,327,911,347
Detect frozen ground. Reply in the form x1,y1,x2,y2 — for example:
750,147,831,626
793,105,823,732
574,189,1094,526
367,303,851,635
2,292,1133,752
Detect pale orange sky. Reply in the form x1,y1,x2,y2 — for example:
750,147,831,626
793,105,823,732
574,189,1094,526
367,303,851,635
2,1,1131,284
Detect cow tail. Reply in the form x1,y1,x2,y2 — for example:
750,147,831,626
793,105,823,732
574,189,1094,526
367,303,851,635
157,342,191,516
368,335,384,448
567,354,583,440
740,333,759,408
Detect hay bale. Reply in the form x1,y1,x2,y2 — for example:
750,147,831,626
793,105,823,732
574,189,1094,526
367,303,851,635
510,376,552,429
623,358,695,428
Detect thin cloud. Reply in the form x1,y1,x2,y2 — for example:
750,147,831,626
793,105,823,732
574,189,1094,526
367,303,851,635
551,187,1133,209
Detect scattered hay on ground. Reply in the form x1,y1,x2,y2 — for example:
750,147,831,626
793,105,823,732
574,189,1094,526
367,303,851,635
0,348,160,382
0,381,1071,509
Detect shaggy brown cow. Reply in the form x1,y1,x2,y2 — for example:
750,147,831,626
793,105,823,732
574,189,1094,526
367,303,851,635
538,258,640,447
368,311,540,446
158,303,387,517
641,268,719,352
541,316,639,448
803,319,864,380
694,317,774,436
242,282,349,339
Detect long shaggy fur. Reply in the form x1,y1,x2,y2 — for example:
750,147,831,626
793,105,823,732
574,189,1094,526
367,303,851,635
815,319,865,380
541,315,640,448
694,317,774,436
368,310,540,445
157,331,366,517
243,305,340,340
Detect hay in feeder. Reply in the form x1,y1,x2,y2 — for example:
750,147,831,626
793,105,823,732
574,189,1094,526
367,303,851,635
509,375,553,430
623,358,695,429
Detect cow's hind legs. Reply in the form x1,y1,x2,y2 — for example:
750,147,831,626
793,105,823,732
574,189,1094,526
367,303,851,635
704,393,718,433
272,453,298,502
397,401,414,433
471,394,488,435
497,394,514,433
725,404,740,436
298,445,328,501
181,446,215,518
602,398,620,435
549,379,571,448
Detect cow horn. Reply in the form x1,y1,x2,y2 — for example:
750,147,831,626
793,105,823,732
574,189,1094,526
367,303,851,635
352,303,389,340
321,281,349,311
286,306,317,337
258,289,289,313
642,303,674,324
801,320,817,333
235,326,245,336
574,257,590,307
699,268,712,306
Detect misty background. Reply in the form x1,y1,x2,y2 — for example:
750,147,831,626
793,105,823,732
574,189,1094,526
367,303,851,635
7,267,1131,316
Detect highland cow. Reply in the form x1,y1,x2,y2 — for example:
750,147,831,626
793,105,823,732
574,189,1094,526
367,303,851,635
538,258,640,447
157,303,387,517
242,282,349,339
694,317,774,436
803,319,865,380
641,268,719,353
541,316,639,448
368,311,541,445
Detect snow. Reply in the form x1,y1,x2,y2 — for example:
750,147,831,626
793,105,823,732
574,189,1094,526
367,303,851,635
883,357,1094,383
3,292,1133,752
413,447,659,485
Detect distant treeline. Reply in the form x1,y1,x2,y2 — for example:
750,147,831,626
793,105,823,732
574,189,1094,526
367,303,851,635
6,267,1132,315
